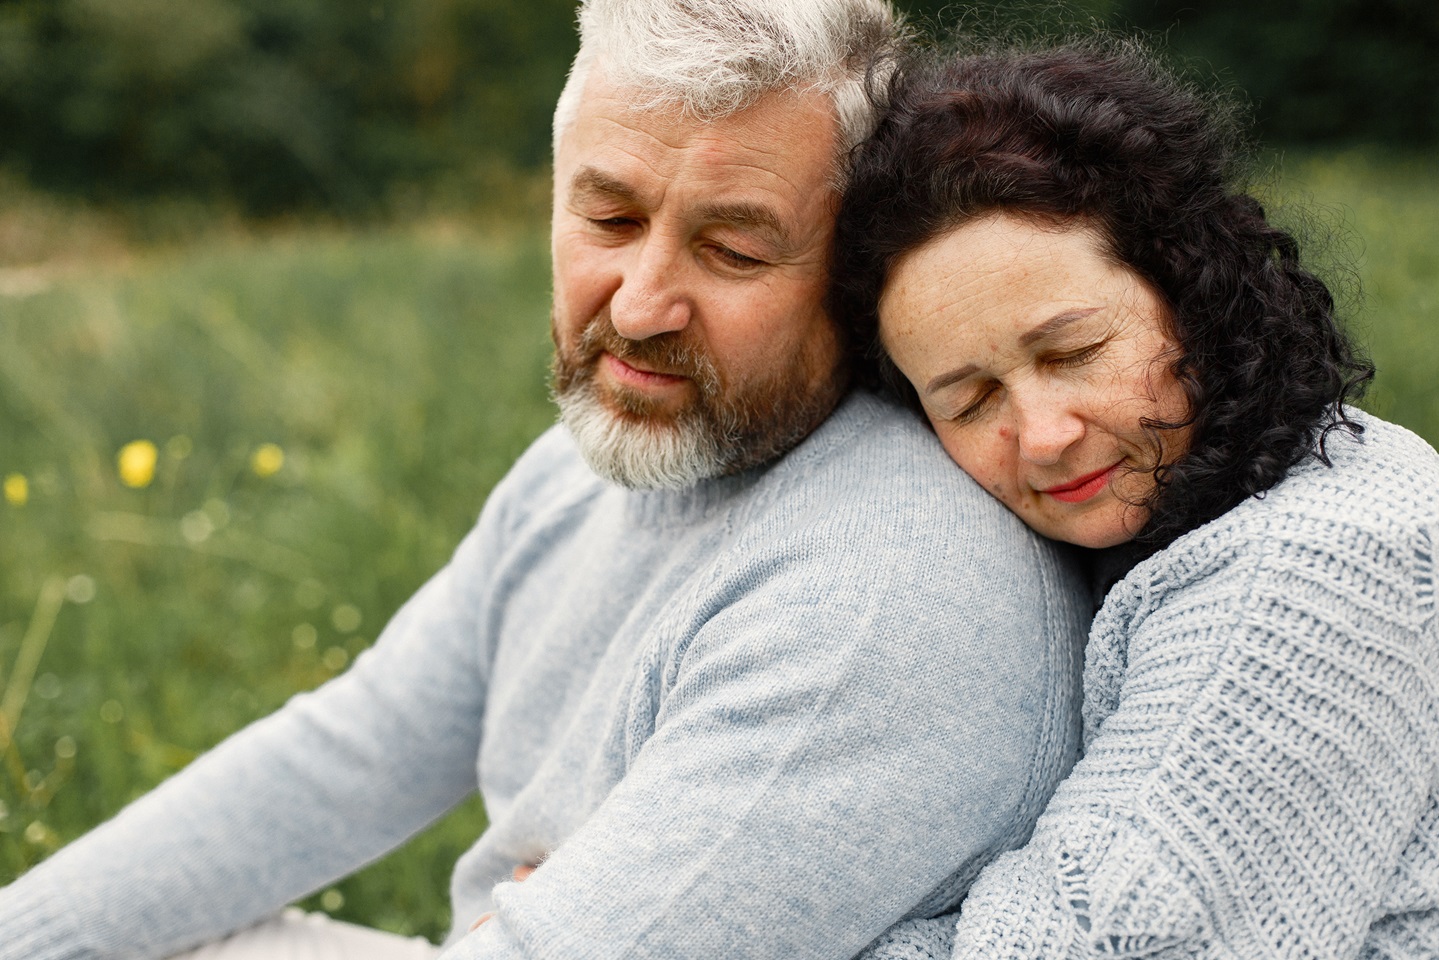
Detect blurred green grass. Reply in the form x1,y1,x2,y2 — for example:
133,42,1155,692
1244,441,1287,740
0,149,1436,940
1272,151,1439,440
0,220,556,937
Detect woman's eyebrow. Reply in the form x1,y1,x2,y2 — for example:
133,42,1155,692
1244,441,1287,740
925,363,980,394
924,306,1105,394
1018,307,1101,347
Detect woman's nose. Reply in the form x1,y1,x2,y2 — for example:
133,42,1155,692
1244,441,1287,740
609,239,692,340
1013,393,1085,466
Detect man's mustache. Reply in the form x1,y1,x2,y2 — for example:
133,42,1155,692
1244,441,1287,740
567,312,722,392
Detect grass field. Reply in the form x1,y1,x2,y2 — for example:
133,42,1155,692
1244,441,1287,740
0,219,557,937
1,149,1436,939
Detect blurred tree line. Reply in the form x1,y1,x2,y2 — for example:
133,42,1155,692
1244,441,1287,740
0,0,579,213
1116,0,1438,146
0,0,1433,215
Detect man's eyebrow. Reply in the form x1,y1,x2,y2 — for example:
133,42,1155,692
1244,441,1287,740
568,167,641,205
568,168,794,253
692,201,791,250
1017,307,1101,347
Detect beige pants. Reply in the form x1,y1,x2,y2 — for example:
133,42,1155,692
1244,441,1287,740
169,910,442,960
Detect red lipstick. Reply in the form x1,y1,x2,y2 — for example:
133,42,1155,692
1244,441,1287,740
1041,462,1122,504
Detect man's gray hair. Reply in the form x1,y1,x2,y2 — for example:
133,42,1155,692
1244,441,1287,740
553,0,904,170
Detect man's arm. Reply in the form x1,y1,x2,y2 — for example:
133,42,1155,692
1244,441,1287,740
0,516,499,960
447,493,1089,960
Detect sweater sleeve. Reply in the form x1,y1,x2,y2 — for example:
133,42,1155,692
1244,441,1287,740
439,485,1089,960
1360,909,1439,960
947,514,1439,959
0,511,501,960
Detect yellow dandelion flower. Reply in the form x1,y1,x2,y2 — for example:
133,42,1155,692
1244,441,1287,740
117,440,158,489
3,473,28,506
251,443,285,478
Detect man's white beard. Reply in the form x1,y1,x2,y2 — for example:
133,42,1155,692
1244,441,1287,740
550,312,843,491
556,378,728,490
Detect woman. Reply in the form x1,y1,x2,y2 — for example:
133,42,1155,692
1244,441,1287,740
833,41,1439,959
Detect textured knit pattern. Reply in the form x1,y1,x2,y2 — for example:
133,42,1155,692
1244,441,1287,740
857,917,956,960
0,392,1092,960
930,413,1439,960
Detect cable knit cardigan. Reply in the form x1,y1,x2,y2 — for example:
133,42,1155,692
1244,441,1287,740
862,412,1439,960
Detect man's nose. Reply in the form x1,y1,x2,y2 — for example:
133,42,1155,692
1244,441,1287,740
1013,389,1085,466
609,238,692,340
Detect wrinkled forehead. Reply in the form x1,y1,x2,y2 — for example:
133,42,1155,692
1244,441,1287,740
555,72,843,223
556,59,844,168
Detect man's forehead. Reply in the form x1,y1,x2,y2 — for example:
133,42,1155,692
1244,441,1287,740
558,78,839,228
562,70,837,164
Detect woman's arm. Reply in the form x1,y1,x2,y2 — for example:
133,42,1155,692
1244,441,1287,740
946,514,1439,959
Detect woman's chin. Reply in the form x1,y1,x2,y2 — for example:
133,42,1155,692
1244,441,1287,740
1021,498,1146,549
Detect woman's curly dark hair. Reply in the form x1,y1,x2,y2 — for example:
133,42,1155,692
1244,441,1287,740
831,37,1374,549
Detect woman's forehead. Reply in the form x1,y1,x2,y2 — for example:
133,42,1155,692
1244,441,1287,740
883,219,1118,332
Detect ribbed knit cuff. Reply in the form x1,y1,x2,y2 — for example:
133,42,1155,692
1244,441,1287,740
0,877,89,960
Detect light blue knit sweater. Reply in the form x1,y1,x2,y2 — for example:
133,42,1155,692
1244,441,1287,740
0,392,1092,960
866,412,1439,960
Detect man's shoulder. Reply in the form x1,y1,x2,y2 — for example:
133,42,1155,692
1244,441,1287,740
713,392,1089,617
490,394,1005,530
483,393,1067,578
792,390,945,466
758,391,1031,540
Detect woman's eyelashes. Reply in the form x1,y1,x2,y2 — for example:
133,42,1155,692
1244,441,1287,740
706,243,765,269
938,341,1109,425
946,384,1000,426
1046,340,1107,369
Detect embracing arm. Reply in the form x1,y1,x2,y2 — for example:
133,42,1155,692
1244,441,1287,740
947,517,1439,959
0,517,499,960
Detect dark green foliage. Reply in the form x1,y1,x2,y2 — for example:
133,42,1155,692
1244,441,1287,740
0,0,1129,215
1,0,1434,212
0,0,578,213
1114,0,1439,145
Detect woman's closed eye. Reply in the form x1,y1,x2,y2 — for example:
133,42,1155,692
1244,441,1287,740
944,384,1000,425
705,243,767,270
1046,340,1107,369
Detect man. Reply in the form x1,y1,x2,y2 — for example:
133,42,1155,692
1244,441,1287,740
0,2,1091,958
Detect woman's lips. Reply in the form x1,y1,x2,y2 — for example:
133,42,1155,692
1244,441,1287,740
1040,462,1123,504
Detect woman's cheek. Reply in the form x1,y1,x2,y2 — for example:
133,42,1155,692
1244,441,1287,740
940,431,1011,503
